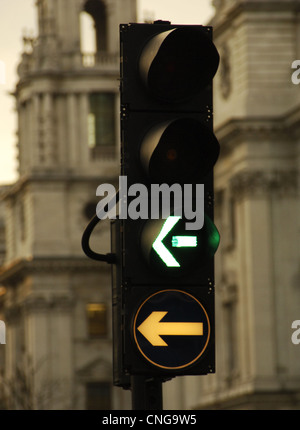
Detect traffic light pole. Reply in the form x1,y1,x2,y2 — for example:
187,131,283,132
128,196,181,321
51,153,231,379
131,375,163,410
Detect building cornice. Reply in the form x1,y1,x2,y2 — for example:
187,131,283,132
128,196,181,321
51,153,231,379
0,171,119,200
16,51,119,87
230,169,298,199
211,1,300,36
215,107,300,156
4,294,75,320
0,256,109,286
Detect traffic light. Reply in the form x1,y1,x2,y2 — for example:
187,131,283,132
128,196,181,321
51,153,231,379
112,21,220,387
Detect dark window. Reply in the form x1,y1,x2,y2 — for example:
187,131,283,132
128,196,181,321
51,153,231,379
88,93,115,148
84,0,108,52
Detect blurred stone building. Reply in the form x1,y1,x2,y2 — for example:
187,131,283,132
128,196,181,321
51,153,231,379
164,0,300,409
0,0,300,411
0,0,135,409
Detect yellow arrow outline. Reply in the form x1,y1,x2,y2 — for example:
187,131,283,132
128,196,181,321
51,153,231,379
137,311,204,346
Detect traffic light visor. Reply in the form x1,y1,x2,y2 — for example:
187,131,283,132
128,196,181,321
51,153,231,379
139,27,220,102
140,118,220,184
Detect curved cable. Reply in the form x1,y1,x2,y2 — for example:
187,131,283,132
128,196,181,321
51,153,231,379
81,191,119,263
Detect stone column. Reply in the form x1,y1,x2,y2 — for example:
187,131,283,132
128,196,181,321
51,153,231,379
78,92,89,166
67,93,78,168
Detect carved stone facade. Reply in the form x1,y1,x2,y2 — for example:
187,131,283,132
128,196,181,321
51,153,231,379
163,0,300,410
0,0,137,410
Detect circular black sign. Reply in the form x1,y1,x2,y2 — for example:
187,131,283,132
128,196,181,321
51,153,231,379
133,289,210,370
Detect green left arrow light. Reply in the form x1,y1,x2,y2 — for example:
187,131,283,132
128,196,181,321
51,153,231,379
152,216,198,267
151,215,220,268
152,216,181,267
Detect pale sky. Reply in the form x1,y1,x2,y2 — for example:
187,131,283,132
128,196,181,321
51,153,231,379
0,0,214,185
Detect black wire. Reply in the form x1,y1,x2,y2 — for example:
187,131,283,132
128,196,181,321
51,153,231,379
81,191,119,263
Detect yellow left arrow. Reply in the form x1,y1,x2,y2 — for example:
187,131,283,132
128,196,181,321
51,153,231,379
137,311,203,347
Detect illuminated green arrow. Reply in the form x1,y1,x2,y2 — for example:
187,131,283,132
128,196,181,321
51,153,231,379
152,216,181,267
152,216,198,267
137,311,204,346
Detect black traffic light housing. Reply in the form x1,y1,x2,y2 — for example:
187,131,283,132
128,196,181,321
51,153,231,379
112,21,220,387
